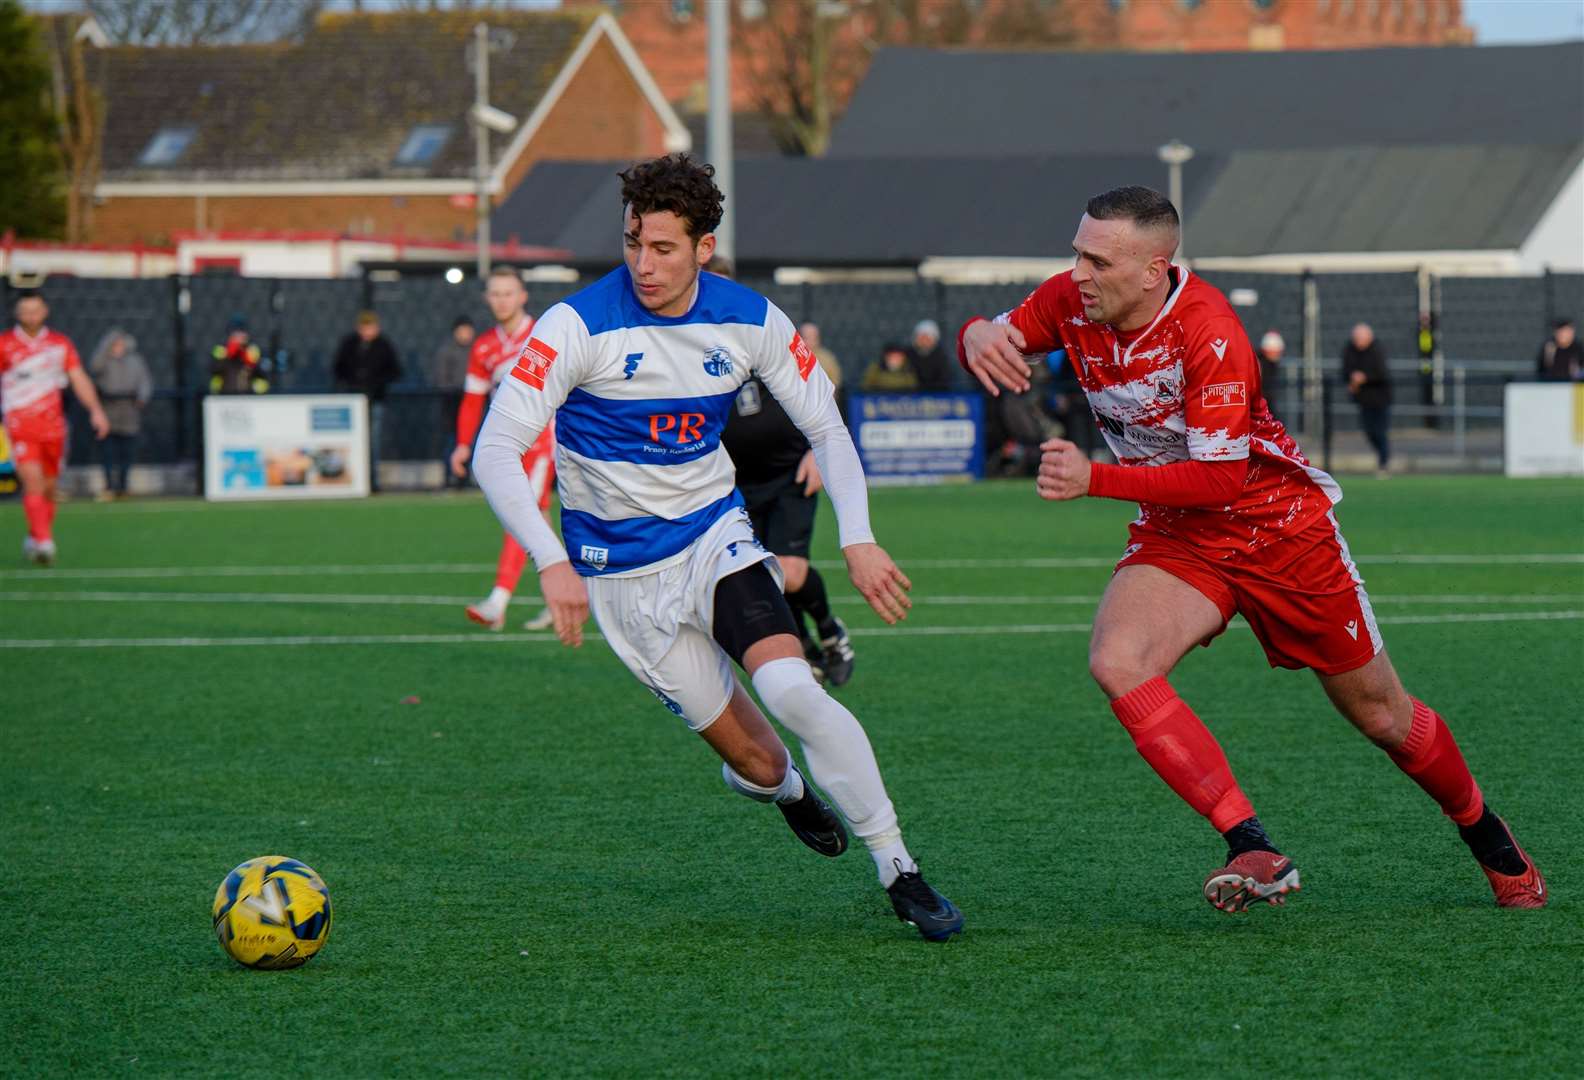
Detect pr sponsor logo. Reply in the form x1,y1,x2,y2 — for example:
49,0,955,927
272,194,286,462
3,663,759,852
510,337,558,389
789,333,817,381
1201,381,1247,409
648,412,707,445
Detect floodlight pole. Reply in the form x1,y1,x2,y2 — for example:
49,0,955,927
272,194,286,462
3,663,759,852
706,0,734,266
1157,139,1194,263
474,21,491,281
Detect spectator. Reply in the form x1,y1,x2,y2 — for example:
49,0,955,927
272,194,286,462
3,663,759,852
333,310,403,492
799,321,842,390
209,315,266,395
432,315,476,488
1536,318,1581,382
861,342,920,392
432,315,475,389
1342,322,1392,477
88,329,152,501
906,319,953,391
1258,330,1286,424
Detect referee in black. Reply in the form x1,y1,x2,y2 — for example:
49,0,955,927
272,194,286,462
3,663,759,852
722,371,856,686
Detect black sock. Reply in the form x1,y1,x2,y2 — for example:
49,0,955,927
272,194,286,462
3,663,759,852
1458,805,1526,876
788,568,837,638
1222,816,1281,859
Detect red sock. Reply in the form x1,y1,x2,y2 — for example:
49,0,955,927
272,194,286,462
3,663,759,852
44,496,57,531
22,493,51,542
1385,698,1483,826
495,534,528,592
1110,677,1256,833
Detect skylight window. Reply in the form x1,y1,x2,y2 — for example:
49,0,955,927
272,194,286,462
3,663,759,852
395,124,453,167
138,126,196,167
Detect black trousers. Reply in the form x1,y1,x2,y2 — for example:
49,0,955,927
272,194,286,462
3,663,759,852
1358,405,1390,469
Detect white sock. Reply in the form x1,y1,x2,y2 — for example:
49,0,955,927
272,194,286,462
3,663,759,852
721,748,806,805
486,585,511,609
750,657,908,886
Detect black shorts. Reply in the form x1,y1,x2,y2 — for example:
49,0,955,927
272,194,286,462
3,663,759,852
739,472,817,560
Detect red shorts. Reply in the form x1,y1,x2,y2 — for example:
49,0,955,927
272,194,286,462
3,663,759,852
3,415,66,479
521,427,556,512
1115,510,1382,676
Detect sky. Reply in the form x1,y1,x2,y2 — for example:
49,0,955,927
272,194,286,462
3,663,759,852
1462,0,1584,44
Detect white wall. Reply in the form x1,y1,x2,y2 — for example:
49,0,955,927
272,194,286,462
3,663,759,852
1519,155,1584,272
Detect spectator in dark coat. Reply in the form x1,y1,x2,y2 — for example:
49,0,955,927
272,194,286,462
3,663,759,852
1342,322,1392,476
1257,330,1286,425
334,310,403,492
1536,318,1581,382
906,319,953,391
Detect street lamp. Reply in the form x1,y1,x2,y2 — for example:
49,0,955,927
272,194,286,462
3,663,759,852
1156,139,1194,262
470,24,518,280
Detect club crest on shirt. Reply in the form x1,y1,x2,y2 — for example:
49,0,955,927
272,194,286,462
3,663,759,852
702,346,734,377
1154,376,1177,403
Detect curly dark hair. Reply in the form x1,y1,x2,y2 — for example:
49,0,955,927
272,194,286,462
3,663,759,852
618,153,724,241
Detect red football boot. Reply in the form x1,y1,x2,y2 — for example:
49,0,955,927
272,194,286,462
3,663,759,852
1203,850,1301,914
1480,818,1547,909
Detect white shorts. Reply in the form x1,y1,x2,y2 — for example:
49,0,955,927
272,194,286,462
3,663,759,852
588,506,779,731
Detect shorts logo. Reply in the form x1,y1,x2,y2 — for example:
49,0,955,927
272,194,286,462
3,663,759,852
648,685,684,717
789,332,817,381
579,544,608,570
1201,381,1247,409
510,337,558,390
1344,619,1359,640
702,346,733,378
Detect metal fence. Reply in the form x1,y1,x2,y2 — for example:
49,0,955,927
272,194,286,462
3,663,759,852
14,267,1581,484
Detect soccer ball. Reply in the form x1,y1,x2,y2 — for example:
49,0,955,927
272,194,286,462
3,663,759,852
212,856,333,969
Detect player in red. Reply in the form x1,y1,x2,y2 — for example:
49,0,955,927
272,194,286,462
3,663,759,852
448,266,556,631
960,187,1546,913
2,292,110,566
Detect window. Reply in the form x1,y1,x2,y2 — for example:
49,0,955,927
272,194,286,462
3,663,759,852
1251,0,1277,9
1182,0,1203,9
670,0,695,20
394,124,453,167
137,126,195,167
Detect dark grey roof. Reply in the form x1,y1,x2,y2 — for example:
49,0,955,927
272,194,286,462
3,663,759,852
829,43,1584,159
496,154,1224,265
1188,143,1584,256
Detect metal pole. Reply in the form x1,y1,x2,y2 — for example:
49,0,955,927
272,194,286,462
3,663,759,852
1453,365,1466,461
1168,161,1183,261
1302,270,1321,439
706,0,734,265
474,21,490,281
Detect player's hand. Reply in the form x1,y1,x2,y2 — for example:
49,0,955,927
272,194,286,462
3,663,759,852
843,542,912,625
1036,438,1090,501
448,443,471,478
794,449,823,496
538,562,589,648
962,319,1032,397
89,409,110,440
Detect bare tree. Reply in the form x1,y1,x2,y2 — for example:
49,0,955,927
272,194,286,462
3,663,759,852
51,20,102,243
87,0,325,45
738,0,1079,156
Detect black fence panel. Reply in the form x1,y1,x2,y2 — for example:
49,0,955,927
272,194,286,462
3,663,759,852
1314,272,1420,361
31,276,178,385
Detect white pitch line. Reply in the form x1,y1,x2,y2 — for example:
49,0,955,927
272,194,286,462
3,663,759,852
2,590,1581,609
2,552,1581,581
2,610,1578,650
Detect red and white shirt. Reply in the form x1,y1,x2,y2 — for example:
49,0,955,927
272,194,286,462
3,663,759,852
0,326,80,430
1001,268,1340,557
456,315,554,455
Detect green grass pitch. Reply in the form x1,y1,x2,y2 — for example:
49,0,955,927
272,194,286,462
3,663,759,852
3,476,1581,1077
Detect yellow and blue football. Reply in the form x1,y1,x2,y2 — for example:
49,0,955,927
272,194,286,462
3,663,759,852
212,856,332,969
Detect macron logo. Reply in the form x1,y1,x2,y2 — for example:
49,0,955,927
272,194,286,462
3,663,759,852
1210,338,1228,361
1344,619,1359,640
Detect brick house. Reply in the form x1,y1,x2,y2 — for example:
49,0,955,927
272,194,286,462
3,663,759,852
89,9,689,247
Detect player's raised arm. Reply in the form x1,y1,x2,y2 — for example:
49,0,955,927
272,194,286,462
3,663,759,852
473,306,588,645
957,281,1065,397
753,307,911,624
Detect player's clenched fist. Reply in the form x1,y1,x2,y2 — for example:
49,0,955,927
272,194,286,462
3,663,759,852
538,562,590,647
843,542,912,625
1036,438,1090,501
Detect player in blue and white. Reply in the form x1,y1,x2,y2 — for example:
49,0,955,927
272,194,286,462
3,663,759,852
473,153,962,941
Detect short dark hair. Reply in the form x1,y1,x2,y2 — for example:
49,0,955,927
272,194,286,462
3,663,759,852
14,290,44,306
452,314,474,330
1086,186,1180,232
1554,317,1575,330
619,153,724,241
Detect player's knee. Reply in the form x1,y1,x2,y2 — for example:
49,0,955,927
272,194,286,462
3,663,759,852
1088,641,1152,699
780,557,809,594
731,742,786,789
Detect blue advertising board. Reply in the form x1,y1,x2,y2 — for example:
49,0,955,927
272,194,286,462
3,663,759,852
849,393,984,484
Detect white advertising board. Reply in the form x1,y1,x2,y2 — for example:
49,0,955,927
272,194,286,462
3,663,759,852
1503,383,1584,477
203,394,370,500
